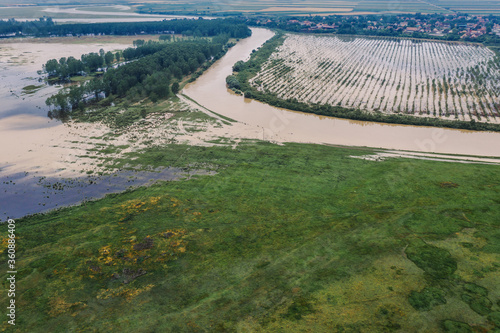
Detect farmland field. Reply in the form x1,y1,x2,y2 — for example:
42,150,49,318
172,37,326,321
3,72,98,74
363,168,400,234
250,34,500,122
2,0,500,16
431,0,500,15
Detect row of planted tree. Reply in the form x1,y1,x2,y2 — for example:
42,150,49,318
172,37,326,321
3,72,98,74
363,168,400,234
228,34,500,132
250,34,500,122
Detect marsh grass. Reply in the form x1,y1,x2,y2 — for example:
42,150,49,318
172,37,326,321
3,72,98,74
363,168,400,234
1,136,499,332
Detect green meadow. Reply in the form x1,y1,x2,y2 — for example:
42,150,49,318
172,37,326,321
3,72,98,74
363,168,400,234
1,115,499,331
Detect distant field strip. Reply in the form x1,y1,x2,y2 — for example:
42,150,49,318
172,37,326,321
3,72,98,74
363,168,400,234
251,34,500,122
134,0,446,15
433,0,500,13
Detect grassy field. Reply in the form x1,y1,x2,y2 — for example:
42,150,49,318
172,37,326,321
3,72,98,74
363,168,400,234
1,103,499,331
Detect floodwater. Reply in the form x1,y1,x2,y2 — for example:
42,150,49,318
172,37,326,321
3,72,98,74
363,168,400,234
183,28,500,157
1,167,214,220
0,41,131,127
0,40,160,221
41,6,208,21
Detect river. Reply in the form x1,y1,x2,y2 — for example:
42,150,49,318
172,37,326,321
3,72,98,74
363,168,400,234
183,28,500,158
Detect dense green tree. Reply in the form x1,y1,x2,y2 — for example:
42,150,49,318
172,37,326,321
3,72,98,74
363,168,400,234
43,59,59,77
104,51,114,68
81,53,104,72
68,86,84,110
133,39,145,47
67,57,84,76
171,81,180,94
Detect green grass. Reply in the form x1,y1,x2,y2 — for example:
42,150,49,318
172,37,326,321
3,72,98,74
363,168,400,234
1,137,499,332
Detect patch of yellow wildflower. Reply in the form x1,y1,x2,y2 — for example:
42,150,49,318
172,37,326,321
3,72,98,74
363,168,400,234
97,245,115,266
82,229,189,280
0,236,19,255
48,297,86,317
191,211,202,222
116,196,164,221
170,197,181,207
0,237,9,254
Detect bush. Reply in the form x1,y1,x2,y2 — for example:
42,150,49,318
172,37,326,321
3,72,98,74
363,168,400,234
226,75,241,90
405,240,457,279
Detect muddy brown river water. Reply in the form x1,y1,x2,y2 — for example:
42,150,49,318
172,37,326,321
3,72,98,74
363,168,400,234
0,39,164,220
183,28,500,158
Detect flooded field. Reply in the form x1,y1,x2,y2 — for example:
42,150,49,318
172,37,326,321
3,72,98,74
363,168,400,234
0,40,131,122
252,34,500,122
183,28,500,157
0,167,207,220
0,39,138,219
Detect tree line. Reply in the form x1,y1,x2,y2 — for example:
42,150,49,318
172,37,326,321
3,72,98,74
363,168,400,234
0,17,250,39
45,38,230,118
43,49,120,79
0,17,54,36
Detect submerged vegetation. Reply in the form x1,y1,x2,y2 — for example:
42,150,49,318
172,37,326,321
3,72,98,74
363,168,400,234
251,34,500,121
